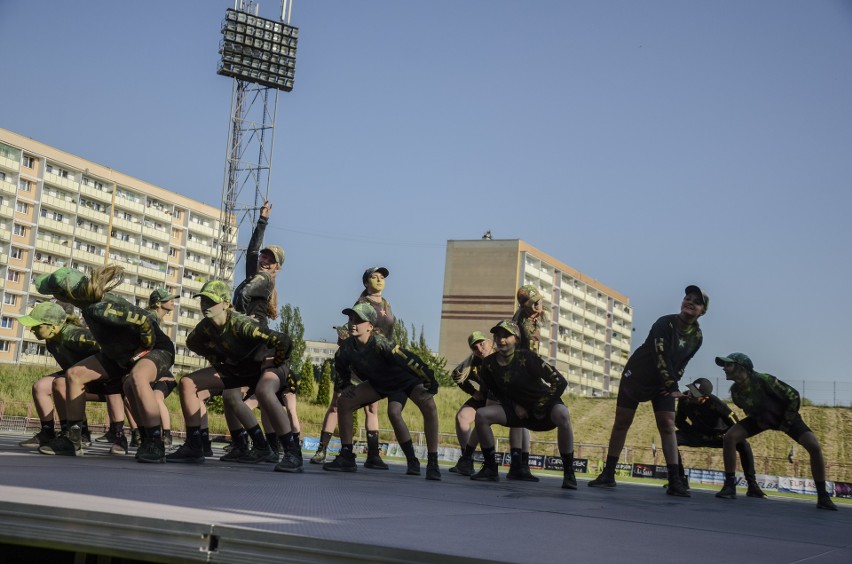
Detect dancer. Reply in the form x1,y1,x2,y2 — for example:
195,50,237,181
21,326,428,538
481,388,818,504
673,378,765,498
714,353,837,510
469,320,576,489
589,285,707,497
323,303,441,480
448,331,492,475
34,266,174,462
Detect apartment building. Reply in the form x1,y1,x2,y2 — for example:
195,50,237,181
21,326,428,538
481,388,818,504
304,339,338,368
439,239,633,398
0,128,236,374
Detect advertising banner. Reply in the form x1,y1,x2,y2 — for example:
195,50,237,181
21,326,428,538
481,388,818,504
834,481,852,499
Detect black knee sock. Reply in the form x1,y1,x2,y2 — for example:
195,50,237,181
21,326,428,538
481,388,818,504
292,431,301,447
462,444,475,458
230,428,249,449
815,481,828,496
560,451,574,475
366,430,380,456
666,464,679,481
724,472,736,485
482,446,497,468
279,432,294,451
340,443,354,457
603,455,619,474
265,432,280,450
187,426,202,449
400,439,416,461
247,425,268,449
40,420,55,435
147,425,162,441
60,420,68,432
510,448,522,470
427,452,438,465
522,451,531,466
317,431,332,451
110,421,124,436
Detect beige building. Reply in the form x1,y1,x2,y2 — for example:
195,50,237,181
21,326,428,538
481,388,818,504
304,339,338,367
439,239,633,398
0,128,236,374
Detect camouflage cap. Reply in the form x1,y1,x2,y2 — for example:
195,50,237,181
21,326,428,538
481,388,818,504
490,319,521,338
342,302,377,325
362,266,390,287
34,267,87,298
516,284,543,305
194,280,232,304
685,284,709,312
148,288,180,307
715,352,754,372
260,245,285,265
333,325,350,339
687,377,713,397
18,302,67,327
467,330,488,348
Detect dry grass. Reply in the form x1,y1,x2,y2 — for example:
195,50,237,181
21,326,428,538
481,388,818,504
3,365,850,481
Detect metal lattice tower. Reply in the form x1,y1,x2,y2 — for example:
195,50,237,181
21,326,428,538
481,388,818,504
215,0,295,281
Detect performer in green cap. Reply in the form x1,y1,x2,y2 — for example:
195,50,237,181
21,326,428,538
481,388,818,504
714,352,837,510
469,320,577,490
323,302,441,480
33,265,175,462
447,330,493,475
17,302,124,452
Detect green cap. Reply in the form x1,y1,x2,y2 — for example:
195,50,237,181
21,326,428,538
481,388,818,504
260,244,285,265
342,302,377,324
194,280,232,304
685,284,709,312
715,353,753,372
490,319,521,338
18,302,67,327
468,331,488,348
517,284,543,305
34,267,87,298
148,288,180,307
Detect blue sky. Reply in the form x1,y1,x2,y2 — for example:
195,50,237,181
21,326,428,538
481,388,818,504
2,1,851,391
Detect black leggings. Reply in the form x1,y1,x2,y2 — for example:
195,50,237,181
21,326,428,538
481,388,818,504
676,431,757,477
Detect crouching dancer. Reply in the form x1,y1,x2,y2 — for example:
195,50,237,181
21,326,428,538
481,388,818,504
470,320,576,489
166,280,301,472
715,353,837,511
323,303,442,480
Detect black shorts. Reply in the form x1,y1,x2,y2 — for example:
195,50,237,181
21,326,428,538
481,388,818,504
97,349,174,383
616,377,675,412
739,414,811,442
222,364,291,393
152,374,177,398
55,373,122,397
461,397,487,410
676,430,723,449
501,399,564,432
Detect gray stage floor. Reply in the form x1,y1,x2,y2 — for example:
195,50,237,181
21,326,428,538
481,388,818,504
0,432,849,563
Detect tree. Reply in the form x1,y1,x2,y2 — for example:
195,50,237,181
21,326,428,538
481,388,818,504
298,362,317,399
316,359,332,406
278,303,306,386
393,318,450,387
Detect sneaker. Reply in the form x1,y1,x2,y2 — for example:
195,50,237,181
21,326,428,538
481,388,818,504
39,427,83,456
817,494,838,511
274,449,304,473
137,439,166,463
237,446,279,464
746,481,767,499
81,429,92,447
220,445,249,462
666,477,691,497
406,458,421,476
95,429,117,444
507,465,540,482
323,453,357,472
426,462,441,481
470,465,499,482
163,430,173,448
562,471,578,490
165,442,205,464
716,482,737,499
129,429,141,448
454,456,474,477
19,430,55,448
364,454,389,470
310,450,327,465
110,435,129,455
588,472,616,488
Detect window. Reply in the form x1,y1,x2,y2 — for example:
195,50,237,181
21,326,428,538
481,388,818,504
0,172,5,182
13,224,28,237
15,201,29,214
7,271,21,283
10,247,23,260
1,317,13,329
40,208,64,222
169,247,177,257
0,340,11,352
22,155,34,168
2,294,18,306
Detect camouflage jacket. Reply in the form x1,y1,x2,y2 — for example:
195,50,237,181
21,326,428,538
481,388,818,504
233,216,275,328
730,372,800,432
479,350,567,415
186,310,291,378
675,394,738,438
47,324,101,371
335,333,436,394
623,314,702,394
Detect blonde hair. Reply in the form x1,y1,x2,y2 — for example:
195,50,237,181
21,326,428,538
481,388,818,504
75,265,125,304
266,287,278,320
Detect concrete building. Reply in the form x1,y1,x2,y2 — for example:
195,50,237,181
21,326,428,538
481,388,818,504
304,339,338,368
0,128,236,374
439,239,632,398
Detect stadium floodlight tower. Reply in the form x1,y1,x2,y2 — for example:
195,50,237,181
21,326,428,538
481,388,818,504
215,0,298,280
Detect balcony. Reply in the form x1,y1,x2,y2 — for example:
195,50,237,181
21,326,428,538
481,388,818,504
111,216,142,233
137,264,167,281
43,172,78,191
75,228,107,246
175,354,206,371
77,205,109,223
184,257,212,274
142,225,170,243
114,196,144,214
185,239,211,255
139,245,168,263
73,249,107,267
19,353,57,367
0,203,15,219
38,215,72,233
187,220,216,239
36,239,71,255
42,192,77,211
0,154,20,173
144,206,171,223
79,182,113,203
0,177,16,195
109,238,137,253
181,277,204,292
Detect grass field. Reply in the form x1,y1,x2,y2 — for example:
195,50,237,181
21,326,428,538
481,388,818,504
2,364,850,481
